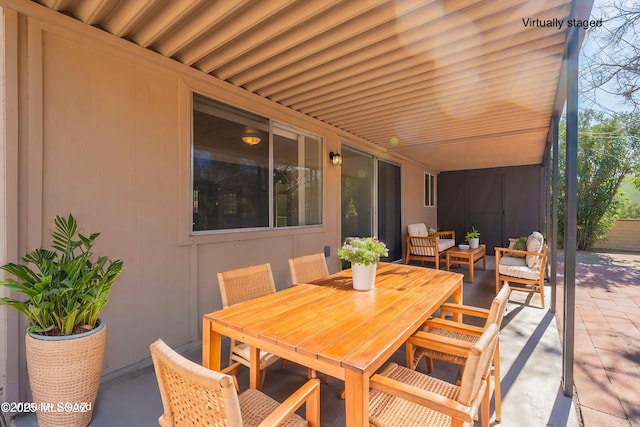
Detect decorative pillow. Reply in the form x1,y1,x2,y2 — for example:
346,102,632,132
507,237,527,258
427,227,438,236
525,232,544,269
407,223,428,236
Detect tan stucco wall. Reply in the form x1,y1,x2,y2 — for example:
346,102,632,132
3,4,437,399
1,6,21,406
592,220,640,252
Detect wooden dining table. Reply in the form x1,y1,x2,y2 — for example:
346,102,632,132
202,262,463,427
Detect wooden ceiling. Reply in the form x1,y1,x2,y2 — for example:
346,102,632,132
29,0,589,171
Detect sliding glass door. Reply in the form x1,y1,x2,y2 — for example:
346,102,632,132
377,159,402,262
341,147,373,242
340,146,401,262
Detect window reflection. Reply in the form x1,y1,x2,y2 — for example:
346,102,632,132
192,94,322,232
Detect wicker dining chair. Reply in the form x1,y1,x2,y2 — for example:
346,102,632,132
217,263,281,389
288,253,329,286
405,284,511,422
150,339,320,427
288,253,331,386
370,324,499,427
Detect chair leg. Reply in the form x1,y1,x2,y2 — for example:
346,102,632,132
481,378,490,427
425,356,434,373
539,278,545,309
494,342,502,421
259,368,266,390
405,342,416,369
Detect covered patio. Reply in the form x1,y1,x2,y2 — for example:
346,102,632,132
0,0,607,426
10,251,640,426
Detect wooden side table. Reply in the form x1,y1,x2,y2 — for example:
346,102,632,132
446,244,486,283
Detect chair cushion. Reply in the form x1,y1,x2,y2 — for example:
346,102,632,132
232,342,281,369
526,232,544,269
498,256,540,280
369,364,472,427
239,389,307,427
438,239,455,251
407,223,428,236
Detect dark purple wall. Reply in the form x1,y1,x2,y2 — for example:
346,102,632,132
437,165,543,255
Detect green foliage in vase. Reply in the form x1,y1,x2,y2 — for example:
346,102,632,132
338,237,388,266
465,226,480,241
0,214,124,336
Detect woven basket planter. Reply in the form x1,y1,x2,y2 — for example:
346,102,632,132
25,319,106,427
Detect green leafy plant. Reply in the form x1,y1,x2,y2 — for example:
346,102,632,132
465,226,480,242
0,214,124,336
338,237,388,266
557,111,640,249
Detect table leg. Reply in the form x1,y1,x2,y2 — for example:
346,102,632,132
483,253,486,270
452,278,464,322
249,346,261,390
469,256,475,283
446,253,451,271
202,318,221,371
344,370,368,427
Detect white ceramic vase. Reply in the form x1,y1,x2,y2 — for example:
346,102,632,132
351,262,377,291
469,238,480,249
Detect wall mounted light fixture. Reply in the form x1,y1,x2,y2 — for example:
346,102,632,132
329,152,342,166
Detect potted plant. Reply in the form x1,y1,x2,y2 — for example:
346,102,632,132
0,214,124,427
338,237,388,291
465,226,480,249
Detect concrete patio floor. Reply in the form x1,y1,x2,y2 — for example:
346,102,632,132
10,251,638,426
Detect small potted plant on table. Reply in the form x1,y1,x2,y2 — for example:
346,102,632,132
338,237,388,291
0,214,124,427
465,226,480,249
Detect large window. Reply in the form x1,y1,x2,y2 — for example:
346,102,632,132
192,94,322,232
273,126,322,227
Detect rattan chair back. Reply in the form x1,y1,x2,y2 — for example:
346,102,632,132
150,339,243,426
288,253,329,285
217,263,276,308
151,339,317,426
484,283,511,329
458,324,499,407
216,263,281,388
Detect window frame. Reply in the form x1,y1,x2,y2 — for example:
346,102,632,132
424,172,436,207
190,93,323,235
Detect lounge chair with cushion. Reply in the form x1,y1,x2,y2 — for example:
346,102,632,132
404,223,455,269
495,231,547,308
